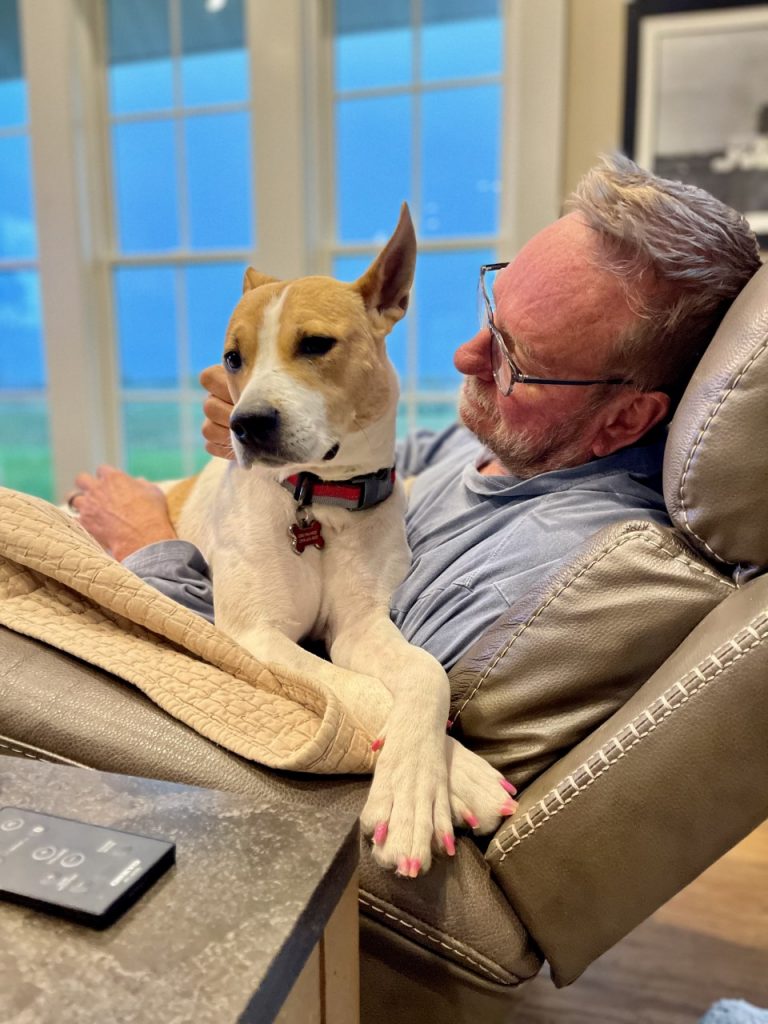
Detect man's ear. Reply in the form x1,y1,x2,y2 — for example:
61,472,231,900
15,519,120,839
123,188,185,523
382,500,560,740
242,267,280,293
590,389,670,458
355,203,416,327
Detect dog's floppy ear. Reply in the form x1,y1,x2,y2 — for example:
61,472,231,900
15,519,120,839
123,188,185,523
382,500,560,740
242,267,280,293
355,203,416,327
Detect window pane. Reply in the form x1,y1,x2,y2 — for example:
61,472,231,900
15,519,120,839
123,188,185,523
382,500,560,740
186,112,253,249
181,0,247,106
421,0,501,82
415,401,458,432
0,398,53,499
0,135,36,259
107,0,173,114
0,0,26,127
0,271,45,388
416,248,493,390
334,0,412,91
112,120,179,252
336,95,412,242
124,401,184,479
114,267,178,388
186,262,242,384
333,255,408,382
421,84,500,237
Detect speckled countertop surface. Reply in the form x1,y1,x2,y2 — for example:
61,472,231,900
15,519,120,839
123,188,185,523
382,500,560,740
0,759,359,1023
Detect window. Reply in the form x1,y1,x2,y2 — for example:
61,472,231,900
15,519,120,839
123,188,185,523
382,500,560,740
4,1,566,499
331,0,503,435
106,0,253,479
0,0,51,499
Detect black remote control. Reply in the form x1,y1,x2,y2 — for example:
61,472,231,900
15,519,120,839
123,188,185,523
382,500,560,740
0,806,175,929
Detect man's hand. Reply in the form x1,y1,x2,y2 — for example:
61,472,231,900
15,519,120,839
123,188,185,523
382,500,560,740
200,365,235,460
68,466,177,561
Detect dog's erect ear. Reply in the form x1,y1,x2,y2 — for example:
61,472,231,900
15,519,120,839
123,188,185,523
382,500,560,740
355,203,416,327
242,267,280,293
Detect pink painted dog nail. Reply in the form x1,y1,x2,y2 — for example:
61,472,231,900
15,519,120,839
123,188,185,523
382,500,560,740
500,779,518,796
373,822,388,845
464,812,479,829
500,801,518,817
408,858,422,878
371,737,384,752
443,833,456,856
396,856,409,876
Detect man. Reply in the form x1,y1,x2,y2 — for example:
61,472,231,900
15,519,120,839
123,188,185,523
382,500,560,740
71,155,761,668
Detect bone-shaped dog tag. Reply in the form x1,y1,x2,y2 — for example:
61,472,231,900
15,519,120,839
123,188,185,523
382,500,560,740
289,509,325,555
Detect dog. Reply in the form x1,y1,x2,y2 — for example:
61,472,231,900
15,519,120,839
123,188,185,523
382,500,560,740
165,205,516,875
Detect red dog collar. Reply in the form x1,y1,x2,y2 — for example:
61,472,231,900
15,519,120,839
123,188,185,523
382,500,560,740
281,467,396,511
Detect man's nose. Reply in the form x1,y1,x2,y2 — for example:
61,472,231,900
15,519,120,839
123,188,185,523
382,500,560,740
230,407,281,450
454,329,492,377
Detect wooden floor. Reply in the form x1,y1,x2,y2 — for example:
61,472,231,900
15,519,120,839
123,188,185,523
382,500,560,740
509,820,768,1023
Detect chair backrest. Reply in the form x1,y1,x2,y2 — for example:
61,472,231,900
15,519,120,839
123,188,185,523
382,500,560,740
664,259,768,573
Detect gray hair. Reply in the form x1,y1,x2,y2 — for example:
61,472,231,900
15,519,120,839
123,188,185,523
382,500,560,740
566,153,762,405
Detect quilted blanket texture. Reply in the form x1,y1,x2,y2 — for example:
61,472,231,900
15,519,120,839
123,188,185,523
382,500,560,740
0,488,376,774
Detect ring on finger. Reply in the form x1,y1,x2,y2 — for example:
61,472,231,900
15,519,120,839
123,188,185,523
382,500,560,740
66,491,83,514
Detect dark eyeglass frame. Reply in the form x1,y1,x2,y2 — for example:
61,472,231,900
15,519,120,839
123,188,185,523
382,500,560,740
480,262,629,396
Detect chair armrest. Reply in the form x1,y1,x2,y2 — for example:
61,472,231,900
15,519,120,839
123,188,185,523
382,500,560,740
485,574,768,986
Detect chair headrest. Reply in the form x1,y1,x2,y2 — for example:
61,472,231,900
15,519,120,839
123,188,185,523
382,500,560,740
664,260,768,570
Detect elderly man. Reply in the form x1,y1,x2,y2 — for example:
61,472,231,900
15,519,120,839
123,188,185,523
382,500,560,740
71,155,761,669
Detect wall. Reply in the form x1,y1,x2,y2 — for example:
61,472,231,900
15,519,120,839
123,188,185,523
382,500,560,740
563,0,629,200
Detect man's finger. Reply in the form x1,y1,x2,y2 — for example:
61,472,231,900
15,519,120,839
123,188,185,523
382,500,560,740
96,464,119,479
199,364,230,402
74,471,98,491
203,394,232,427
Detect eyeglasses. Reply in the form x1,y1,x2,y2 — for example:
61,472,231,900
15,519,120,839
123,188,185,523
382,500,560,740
479,262,629,397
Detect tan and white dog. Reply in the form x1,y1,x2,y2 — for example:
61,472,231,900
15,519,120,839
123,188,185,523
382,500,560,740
167,205,516,875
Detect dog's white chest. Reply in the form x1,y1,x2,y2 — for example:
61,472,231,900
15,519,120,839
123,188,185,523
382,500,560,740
178,459,408,645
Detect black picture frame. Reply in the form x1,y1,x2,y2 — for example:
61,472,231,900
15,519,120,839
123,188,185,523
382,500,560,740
624,0,768,247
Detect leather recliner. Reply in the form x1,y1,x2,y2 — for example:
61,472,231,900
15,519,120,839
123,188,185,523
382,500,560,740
2,261,767,1023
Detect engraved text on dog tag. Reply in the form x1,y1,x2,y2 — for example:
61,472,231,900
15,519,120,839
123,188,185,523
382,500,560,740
289,509,325,555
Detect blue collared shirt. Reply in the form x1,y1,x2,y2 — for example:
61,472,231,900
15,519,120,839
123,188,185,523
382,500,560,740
389,424,669,668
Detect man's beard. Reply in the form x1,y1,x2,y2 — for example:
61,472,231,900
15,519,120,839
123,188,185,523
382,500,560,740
459,378,607,478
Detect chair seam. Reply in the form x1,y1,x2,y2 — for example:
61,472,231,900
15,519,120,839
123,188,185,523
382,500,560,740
491,611,768,862
358,891,521,986
678,333,768,563
0,736,92,769
453,530,732,723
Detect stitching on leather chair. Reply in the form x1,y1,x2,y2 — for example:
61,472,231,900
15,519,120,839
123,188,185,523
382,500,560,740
0,736,92,768
358,891,521,985
492,611,768,862
678,333,768,563
453,530,733,722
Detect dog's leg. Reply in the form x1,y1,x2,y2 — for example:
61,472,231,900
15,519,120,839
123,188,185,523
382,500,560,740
330,610,519,875
235,621,516,871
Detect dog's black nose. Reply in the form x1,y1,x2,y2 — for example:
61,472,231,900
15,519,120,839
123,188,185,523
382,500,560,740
230,408,280,450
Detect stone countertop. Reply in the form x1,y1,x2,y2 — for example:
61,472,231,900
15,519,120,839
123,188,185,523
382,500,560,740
0,759,360,1024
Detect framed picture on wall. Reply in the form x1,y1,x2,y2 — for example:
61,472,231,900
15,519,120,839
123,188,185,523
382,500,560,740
624,0,768,246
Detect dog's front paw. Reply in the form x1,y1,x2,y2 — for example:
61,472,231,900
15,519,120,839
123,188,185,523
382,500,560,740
446,737,518,834
360,732,454,877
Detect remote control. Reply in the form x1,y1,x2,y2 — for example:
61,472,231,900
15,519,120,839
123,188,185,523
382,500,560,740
0,806,175,929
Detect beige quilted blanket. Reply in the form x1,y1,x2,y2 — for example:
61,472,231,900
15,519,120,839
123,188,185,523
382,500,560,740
0,488,375,774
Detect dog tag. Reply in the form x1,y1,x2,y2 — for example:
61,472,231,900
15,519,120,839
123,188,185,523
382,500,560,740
289,509,325,555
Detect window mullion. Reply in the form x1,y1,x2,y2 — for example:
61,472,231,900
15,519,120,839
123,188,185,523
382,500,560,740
19,0,121,500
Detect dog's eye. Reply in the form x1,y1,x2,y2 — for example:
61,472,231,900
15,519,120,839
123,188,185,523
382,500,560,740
224,349,242,372
298,335,337,357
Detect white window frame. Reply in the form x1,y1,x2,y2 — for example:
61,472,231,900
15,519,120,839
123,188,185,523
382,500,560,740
17,0,565,500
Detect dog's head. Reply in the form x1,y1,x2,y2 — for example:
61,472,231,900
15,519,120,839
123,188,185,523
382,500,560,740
223,203,415,471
